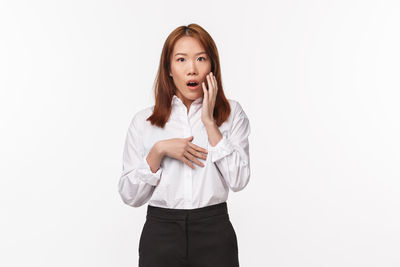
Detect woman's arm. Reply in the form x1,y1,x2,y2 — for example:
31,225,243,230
118,116,164,207
146,142,165,173
206,102,251,192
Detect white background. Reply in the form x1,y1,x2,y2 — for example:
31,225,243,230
1,0,399,266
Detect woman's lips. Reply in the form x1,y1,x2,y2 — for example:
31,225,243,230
187,83,200,90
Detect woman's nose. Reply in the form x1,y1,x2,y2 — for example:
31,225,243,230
187,61,198,74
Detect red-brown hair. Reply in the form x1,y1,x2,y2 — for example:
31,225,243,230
146,23,231,128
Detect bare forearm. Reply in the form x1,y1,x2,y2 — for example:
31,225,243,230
204,121,223,147
146,141,165,173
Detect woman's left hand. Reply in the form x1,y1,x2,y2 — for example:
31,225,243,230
201,72,218,126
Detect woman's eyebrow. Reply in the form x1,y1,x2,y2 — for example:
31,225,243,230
174,52,207,56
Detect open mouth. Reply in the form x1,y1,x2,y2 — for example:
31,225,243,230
186,81,200,89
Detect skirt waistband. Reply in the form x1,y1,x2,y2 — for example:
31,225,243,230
146,202,228,221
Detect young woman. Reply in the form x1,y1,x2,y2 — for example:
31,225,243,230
118,23,251,267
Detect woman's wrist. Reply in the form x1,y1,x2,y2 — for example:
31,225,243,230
155,140,166,157
146,141,165,174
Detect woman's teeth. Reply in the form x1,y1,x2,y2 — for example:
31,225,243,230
187,82,200,89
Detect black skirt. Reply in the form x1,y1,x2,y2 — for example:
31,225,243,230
138,201,240,267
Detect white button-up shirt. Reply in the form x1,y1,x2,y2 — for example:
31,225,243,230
118,94,251,209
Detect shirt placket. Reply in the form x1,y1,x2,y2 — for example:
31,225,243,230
180,104,193,209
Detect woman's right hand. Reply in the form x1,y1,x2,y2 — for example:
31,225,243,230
158,136,208,169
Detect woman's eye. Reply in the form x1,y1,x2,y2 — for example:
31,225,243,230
177,57,206,62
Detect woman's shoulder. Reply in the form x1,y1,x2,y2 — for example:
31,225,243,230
129,105,155,127
227,98,248,119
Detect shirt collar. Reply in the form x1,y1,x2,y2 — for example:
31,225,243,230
172,94,203,107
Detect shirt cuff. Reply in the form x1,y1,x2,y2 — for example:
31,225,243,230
207,133,235,163
134,155,162,186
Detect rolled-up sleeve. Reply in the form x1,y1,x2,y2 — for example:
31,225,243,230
118,115,162,207
207,102,251,192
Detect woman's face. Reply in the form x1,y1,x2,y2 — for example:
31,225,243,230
170,36,212,107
